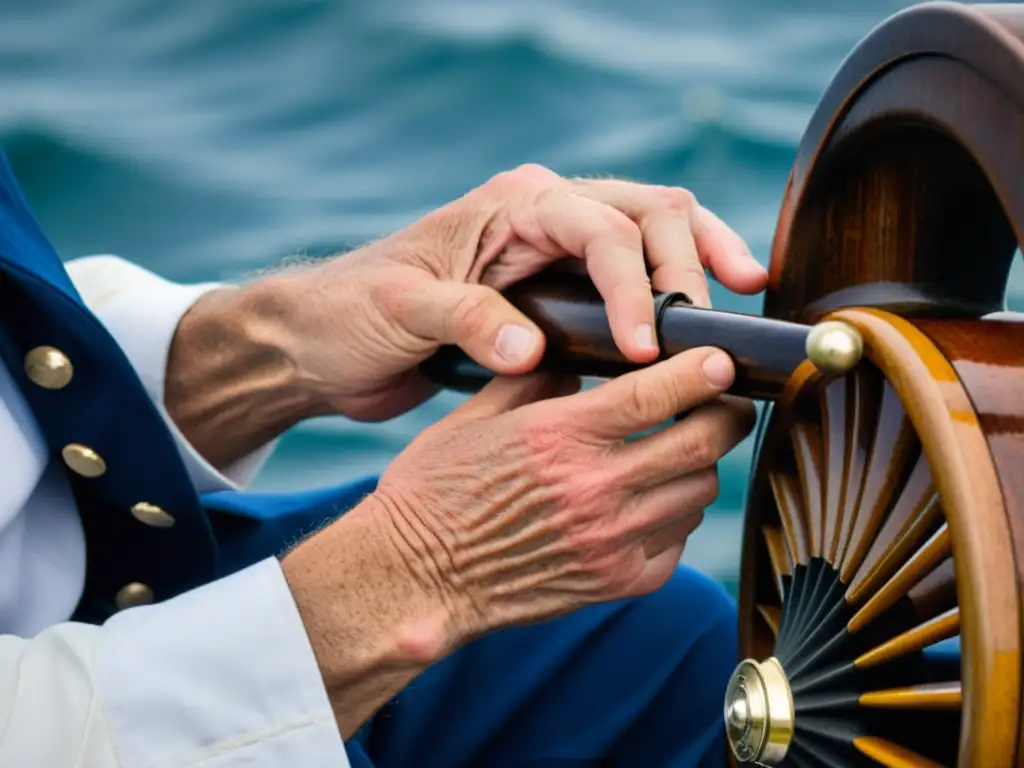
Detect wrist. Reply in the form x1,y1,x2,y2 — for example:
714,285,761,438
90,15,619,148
165,278,323,467
281,495,466,735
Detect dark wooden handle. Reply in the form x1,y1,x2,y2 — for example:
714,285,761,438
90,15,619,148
420,273,813,401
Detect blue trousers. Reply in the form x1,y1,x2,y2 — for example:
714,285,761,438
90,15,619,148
345,565,736,767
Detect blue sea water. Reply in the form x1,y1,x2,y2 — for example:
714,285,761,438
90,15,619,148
1,0,1021,588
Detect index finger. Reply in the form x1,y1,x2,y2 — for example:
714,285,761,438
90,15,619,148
562,347,736,440
573,180,767,305
534,190,660,363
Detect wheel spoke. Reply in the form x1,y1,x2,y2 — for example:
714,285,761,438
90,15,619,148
757,604,781,636
853,736,945,768
770,471,810,565
822,379,849,564
854,608,959,669
832,368,877,568
859,681,961,710
840,382,919,582
848,523,950,634
763,525,792,601
741,355,977,768
791,423,825,559
847,454,940,606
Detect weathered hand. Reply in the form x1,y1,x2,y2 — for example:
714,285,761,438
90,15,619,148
367,346,756,639
167,164,766,466
280,331,754,737
255,164,767,422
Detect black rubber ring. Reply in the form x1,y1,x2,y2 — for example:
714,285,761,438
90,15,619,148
652,291,692,356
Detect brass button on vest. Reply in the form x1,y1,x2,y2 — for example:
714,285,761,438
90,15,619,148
24,346,73,389
130,501,175,528
115,582,154,611
61,443,107,478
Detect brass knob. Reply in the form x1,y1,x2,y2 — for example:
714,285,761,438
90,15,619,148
723,657,794,764
805,320,863,377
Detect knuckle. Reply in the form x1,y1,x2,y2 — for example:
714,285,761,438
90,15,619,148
507,162,559,186
597,206,641,244
679,423,720,468
624,376,663,426
707,397,758,447
520,417,571,457
656,186,697,214
611,275,653,305
693,467,721,507
450,289,494,338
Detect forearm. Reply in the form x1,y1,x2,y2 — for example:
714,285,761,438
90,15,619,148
164,277,324,467
65,254,301,481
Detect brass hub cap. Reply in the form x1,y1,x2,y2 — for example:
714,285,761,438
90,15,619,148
724,657,795,764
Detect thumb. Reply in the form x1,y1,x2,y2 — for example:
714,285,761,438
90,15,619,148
410,280,546,374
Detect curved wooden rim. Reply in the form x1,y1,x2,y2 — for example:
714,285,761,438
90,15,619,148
771,1,1024,268
766,2,1024,319
826,307,1021,767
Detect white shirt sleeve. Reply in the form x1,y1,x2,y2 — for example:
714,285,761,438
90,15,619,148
63,254,277,493
0,559,352,768
11,256,354,766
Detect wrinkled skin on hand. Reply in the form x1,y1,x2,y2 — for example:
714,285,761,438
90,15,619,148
370,347,757,641
262,164,767,422
265,168,765,738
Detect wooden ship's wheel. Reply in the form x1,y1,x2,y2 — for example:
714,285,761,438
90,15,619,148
424,2,1024,765
728,3,1024,766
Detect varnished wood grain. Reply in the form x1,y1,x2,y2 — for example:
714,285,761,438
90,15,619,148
758,605,782,636
763,526,792,600
766,3,1024,322
769,472,810,566
821,380,849,564
791,423,826,559
916,318,1024,768
738,363,824,666
846,455,939,605
847,524,950,634
748,7,1024,761
828,308,1020,766
859,682,962,710
832,369,878,568
838,382,918,582
855,607,960,669
853,736,944,768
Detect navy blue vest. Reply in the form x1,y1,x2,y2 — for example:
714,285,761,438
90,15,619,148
0,151,377,624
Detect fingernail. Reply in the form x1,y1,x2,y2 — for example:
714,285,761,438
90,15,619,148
701,351,733,388
634,323,656,351
496,324,534,363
